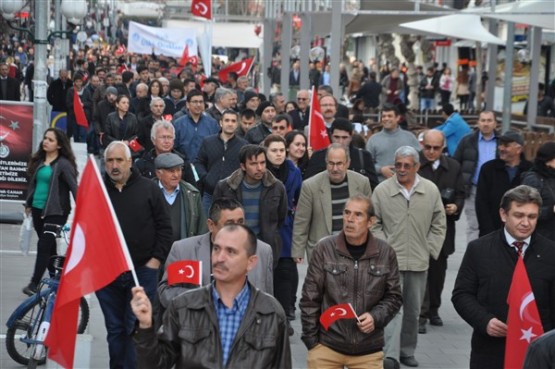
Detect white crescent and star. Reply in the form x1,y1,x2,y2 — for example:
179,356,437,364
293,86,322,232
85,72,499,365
178,265,195,278
330,307,347,317
519,292,535,321
237,62,247,74
520,327,537,343
195,2,208,15
66,224,86,274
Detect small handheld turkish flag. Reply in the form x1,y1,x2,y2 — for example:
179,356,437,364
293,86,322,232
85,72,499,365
191,0,212,20
504,256,544,369
128,137,144,153
308,86,330,151
167,260,203,286
320,303,358,330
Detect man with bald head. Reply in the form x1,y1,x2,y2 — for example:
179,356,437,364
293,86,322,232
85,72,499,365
417,130,465,334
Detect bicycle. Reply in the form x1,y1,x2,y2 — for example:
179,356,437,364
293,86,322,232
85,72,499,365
5,225,90,368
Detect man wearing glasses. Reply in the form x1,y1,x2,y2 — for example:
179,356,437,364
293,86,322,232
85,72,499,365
290,89,311,130
371,146,446,368
292,143,372,264
173,89,219,161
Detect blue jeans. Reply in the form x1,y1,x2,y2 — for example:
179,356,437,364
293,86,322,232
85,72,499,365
420,98,435,111
202,192,213,217
96,265,159,369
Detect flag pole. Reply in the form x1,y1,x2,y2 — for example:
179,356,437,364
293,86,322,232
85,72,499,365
89,155,140,286
348,302,361,323
308,86,314,148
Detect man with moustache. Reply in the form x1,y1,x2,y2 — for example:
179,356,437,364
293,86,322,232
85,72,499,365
371,146,446,368
132,224,291,369
99,141,172,369
417,130,465,334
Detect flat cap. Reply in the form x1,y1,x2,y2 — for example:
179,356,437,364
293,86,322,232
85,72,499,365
105,86,118,96
155,153,184,169
499,130,524,146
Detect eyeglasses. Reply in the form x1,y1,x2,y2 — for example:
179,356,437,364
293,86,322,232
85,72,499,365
394,162,415,170
272,126,287,131
423,144,443,151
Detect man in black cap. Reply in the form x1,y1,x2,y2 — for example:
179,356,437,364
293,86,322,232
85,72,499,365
202,77,220,105
245,101,276,144
241,90,260,112
154,152,206,242
476,130,532,236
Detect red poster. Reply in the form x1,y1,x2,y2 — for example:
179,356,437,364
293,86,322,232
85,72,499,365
0,101,33,201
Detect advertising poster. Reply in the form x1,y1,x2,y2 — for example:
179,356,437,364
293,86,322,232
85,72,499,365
0,101,33,202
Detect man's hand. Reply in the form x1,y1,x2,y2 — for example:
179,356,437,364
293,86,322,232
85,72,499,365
445,203,458,216
294,257,304,264
145,258,161,269
486,317,507,337
131,286,152,329
380,166,395,179
24,207,31,216
357,312,375,334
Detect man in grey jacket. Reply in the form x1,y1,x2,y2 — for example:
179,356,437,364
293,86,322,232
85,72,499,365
158,198,274,309
132,224,291,369
371,146,446,368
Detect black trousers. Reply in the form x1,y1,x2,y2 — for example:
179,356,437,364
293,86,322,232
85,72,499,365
273,257,299,313
30,207,67,286
420,253,448,319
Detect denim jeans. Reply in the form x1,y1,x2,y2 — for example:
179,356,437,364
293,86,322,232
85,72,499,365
202,192,213,217
96,265,159,369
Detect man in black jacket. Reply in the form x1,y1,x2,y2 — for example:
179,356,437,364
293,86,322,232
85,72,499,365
417,130,465,334
47,69,72,112
195,110,247,214
304,118,379,190
453,110,498,242
0,62,21,101
97,141,172,369
476,130,532,237
452,185,555,369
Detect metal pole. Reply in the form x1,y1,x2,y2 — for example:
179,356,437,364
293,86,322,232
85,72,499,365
527,26,542,130
485,19,498,111
33,0,50,150
329,0,342,100
299,13,311,90
262,1,273,96
501,22,515,133
280,5,293,99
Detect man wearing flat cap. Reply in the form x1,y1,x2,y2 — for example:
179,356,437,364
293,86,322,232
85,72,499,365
154,153,207,242
476,130,533,236
245,101,276,144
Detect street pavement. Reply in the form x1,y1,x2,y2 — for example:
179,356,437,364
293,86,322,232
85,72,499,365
0,201,472,369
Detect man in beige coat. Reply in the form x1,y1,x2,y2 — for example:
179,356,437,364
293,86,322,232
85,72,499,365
371,146,446,368
292,144,372,264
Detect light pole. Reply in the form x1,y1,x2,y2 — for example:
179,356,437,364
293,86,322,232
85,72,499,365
1,0,87,149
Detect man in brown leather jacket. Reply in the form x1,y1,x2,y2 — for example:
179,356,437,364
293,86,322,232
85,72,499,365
300,194,402,369
131,224,291,369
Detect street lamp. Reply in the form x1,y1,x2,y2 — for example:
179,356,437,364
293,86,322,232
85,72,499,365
0,0,87,150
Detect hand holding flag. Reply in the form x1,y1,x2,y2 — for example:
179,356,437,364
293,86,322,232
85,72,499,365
167,260,203,286
320,303,359,330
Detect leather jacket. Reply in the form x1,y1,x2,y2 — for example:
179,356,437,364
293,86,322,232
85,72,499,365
134,282,292,369
300,231,402,356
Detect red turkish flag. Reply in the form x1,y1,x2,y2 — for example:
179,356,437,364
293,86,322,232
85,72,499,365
128,137,144,153
320,303,358,330
191,0,211,20
73,89,88,128
504,256,544,369
218,58,254,83
167,260,203,286
308,87,330,151
44,156,134,368
178,45,190,67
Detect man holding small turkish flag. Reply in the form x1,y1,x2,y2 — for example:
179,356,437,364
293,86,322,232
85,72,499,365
453,185,555,369
300,195,402,369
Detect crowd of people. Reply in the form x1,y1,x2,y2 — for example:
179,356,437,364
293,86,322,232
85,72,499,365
4,33,555,369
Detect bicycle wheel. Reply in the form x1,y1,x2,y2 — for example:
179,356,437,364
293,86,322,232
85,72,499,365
77,297,90,334
5,297,47,366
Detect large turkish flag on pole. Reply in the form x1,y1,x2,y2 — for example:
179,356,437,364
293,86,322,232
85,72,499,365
504,256,544,369
308,87,330,151
44,156,135,368
218,58,254,83
73,89,88,128
191,0,212,20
